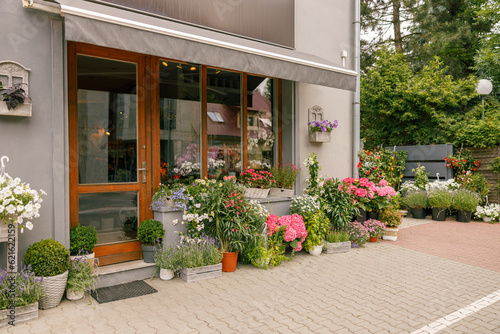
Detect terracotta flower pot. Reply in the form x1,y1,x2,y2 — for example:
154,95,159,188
221,252,238,272
368,236,378,242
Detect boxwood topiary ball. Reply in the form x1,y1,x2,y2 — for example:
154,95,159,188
24,239,70,277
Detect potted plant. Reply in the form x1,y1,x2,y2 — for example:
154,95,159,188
238,167,275,198
23,239,69,309
379,206,403,241
303,211,330,256
320,178,359,230
177,236,223,283
65,256,100,301
269,162,300,197
452,189,480,222
363,219,386,242
346,221,369,247
474,203,500,223
151,183,189,211
69,223,97,263
402,190,428,219
154,245,181,280
323,230,351,254
0,265,42,327
137,219,165,263
307,119,338,142
427,189,452,221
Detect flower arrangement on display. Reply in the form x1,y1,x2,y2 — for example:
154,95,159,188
270,162,300,189
474,203,500,222
0,265,42,310
173,143,201,177
357,148,407,191
362,219,386,238
238,168,275,189
346,221,369,246
444,148,481,174
151,183,189,211
0,170,46,231
308,119,338,133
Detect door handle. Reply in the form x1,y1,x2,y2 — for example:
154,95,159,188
138,162,147,183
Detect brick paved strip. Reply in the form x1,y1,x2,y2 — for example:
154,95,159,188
410,289,500,334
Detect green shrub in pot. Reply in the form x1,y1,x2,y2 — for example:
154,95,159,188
451,189,480,212
428,189,453,209
69,224,97,256
24,239,69,277
137,219,165,245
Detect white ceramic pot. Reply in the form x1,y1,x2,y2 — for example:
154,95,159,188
482,216,492,223
160,268,175,280
308,245,323,256
66,288,84,301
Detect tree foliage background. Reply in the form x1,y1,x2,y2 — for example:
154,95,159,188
361,0,500,149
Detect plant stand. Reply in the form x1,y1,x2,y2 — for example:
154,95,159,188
323,241,351,254
0,302,38,327
180,263,222,283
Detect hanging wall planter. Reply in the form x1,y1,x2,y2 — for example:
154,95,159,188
308,131,331,143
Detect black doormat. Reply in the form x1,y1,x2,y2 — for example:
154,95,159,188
90,280,157,304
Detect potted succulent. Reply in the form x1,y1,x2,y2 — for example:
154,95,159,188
69,223,97,263
269,162,300,197
137,219,165,263
346,221,369,247
0,265,42,327
23,239,70,309
452,189,481,223
474,203,500,223
379,206,403,241
238,167,276,198
363,219,386,242
177,237,223,283
154,245,181,280
303,211,330,256
427,189,452,221
323,230,351,254
402,190,428,219
65,256,100,301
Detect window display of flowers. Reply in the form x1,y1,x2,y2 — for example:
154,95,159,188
308,119,338,133
346,221,369,246
0,172,46,231
0,265,43,310
151,183,189,211
270,162,300,189
238,168,276,189
362,219,386,238
474,203,500,222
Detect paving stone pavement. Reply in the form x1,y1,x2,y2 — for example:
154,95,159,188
6,217,500,334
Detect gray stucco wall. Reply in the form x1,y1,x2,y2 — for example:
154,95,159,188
0,0,67,267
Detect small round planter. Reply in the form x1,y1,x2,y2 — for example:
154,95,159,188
368,236,378,243
66,288,84,301
367,211,379,220
221,252,238,272
431,208,447,221
159,268,175,280
308,245,324,256
456,210,472,223
142,244,162,263
412,208,426,219
482,216,492,223
38,270,69,309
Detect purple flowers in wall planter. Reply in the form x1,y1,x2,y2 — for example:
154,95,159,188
308,119,338,143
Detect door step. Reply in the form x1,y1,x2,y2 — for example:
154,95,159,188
96,260,157,289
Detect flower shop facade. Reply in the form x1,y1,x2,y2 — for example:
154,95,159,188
0,0,360,266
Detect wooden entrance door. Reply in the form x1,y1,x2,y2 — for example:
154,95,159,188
68,43,152,266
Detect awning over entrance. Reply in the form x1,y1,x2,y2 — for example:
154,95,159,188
58,0,357,91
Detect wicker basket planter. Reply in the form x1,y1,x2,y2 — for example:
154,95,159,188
244,187,270,199
37,271,68,309
269,188,294,198
0,302,38,327
382,227,399,241
323,241,351,254
180,263,222,283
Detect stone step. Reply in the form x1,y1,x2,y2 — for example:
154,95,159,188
96,260,157,289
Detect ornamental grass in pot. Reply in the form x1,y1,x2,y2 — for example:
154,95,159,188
137,219,165,263
65,255,100,301
23,239,69,309
452,189,480,223
402,190,428,219
323,230,351,254
427,189,452,221
154,245,181,280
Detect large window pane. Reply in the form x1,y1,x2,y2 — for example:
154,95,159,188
79,192,138,245
247,76,276,170
207,68,242,178
159,61,201,183
77,55,137,184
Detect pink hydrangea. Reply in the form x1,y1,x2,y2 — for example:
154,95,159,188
379,179,389,186
284,227,297,242
266,214,280,236
354,188,367,198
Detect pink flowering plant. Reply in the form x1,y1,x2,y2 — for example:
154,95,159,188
238,168,276,189
346,221,369,245
362,219,386,238
266,214,308,252
340,178,396,212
